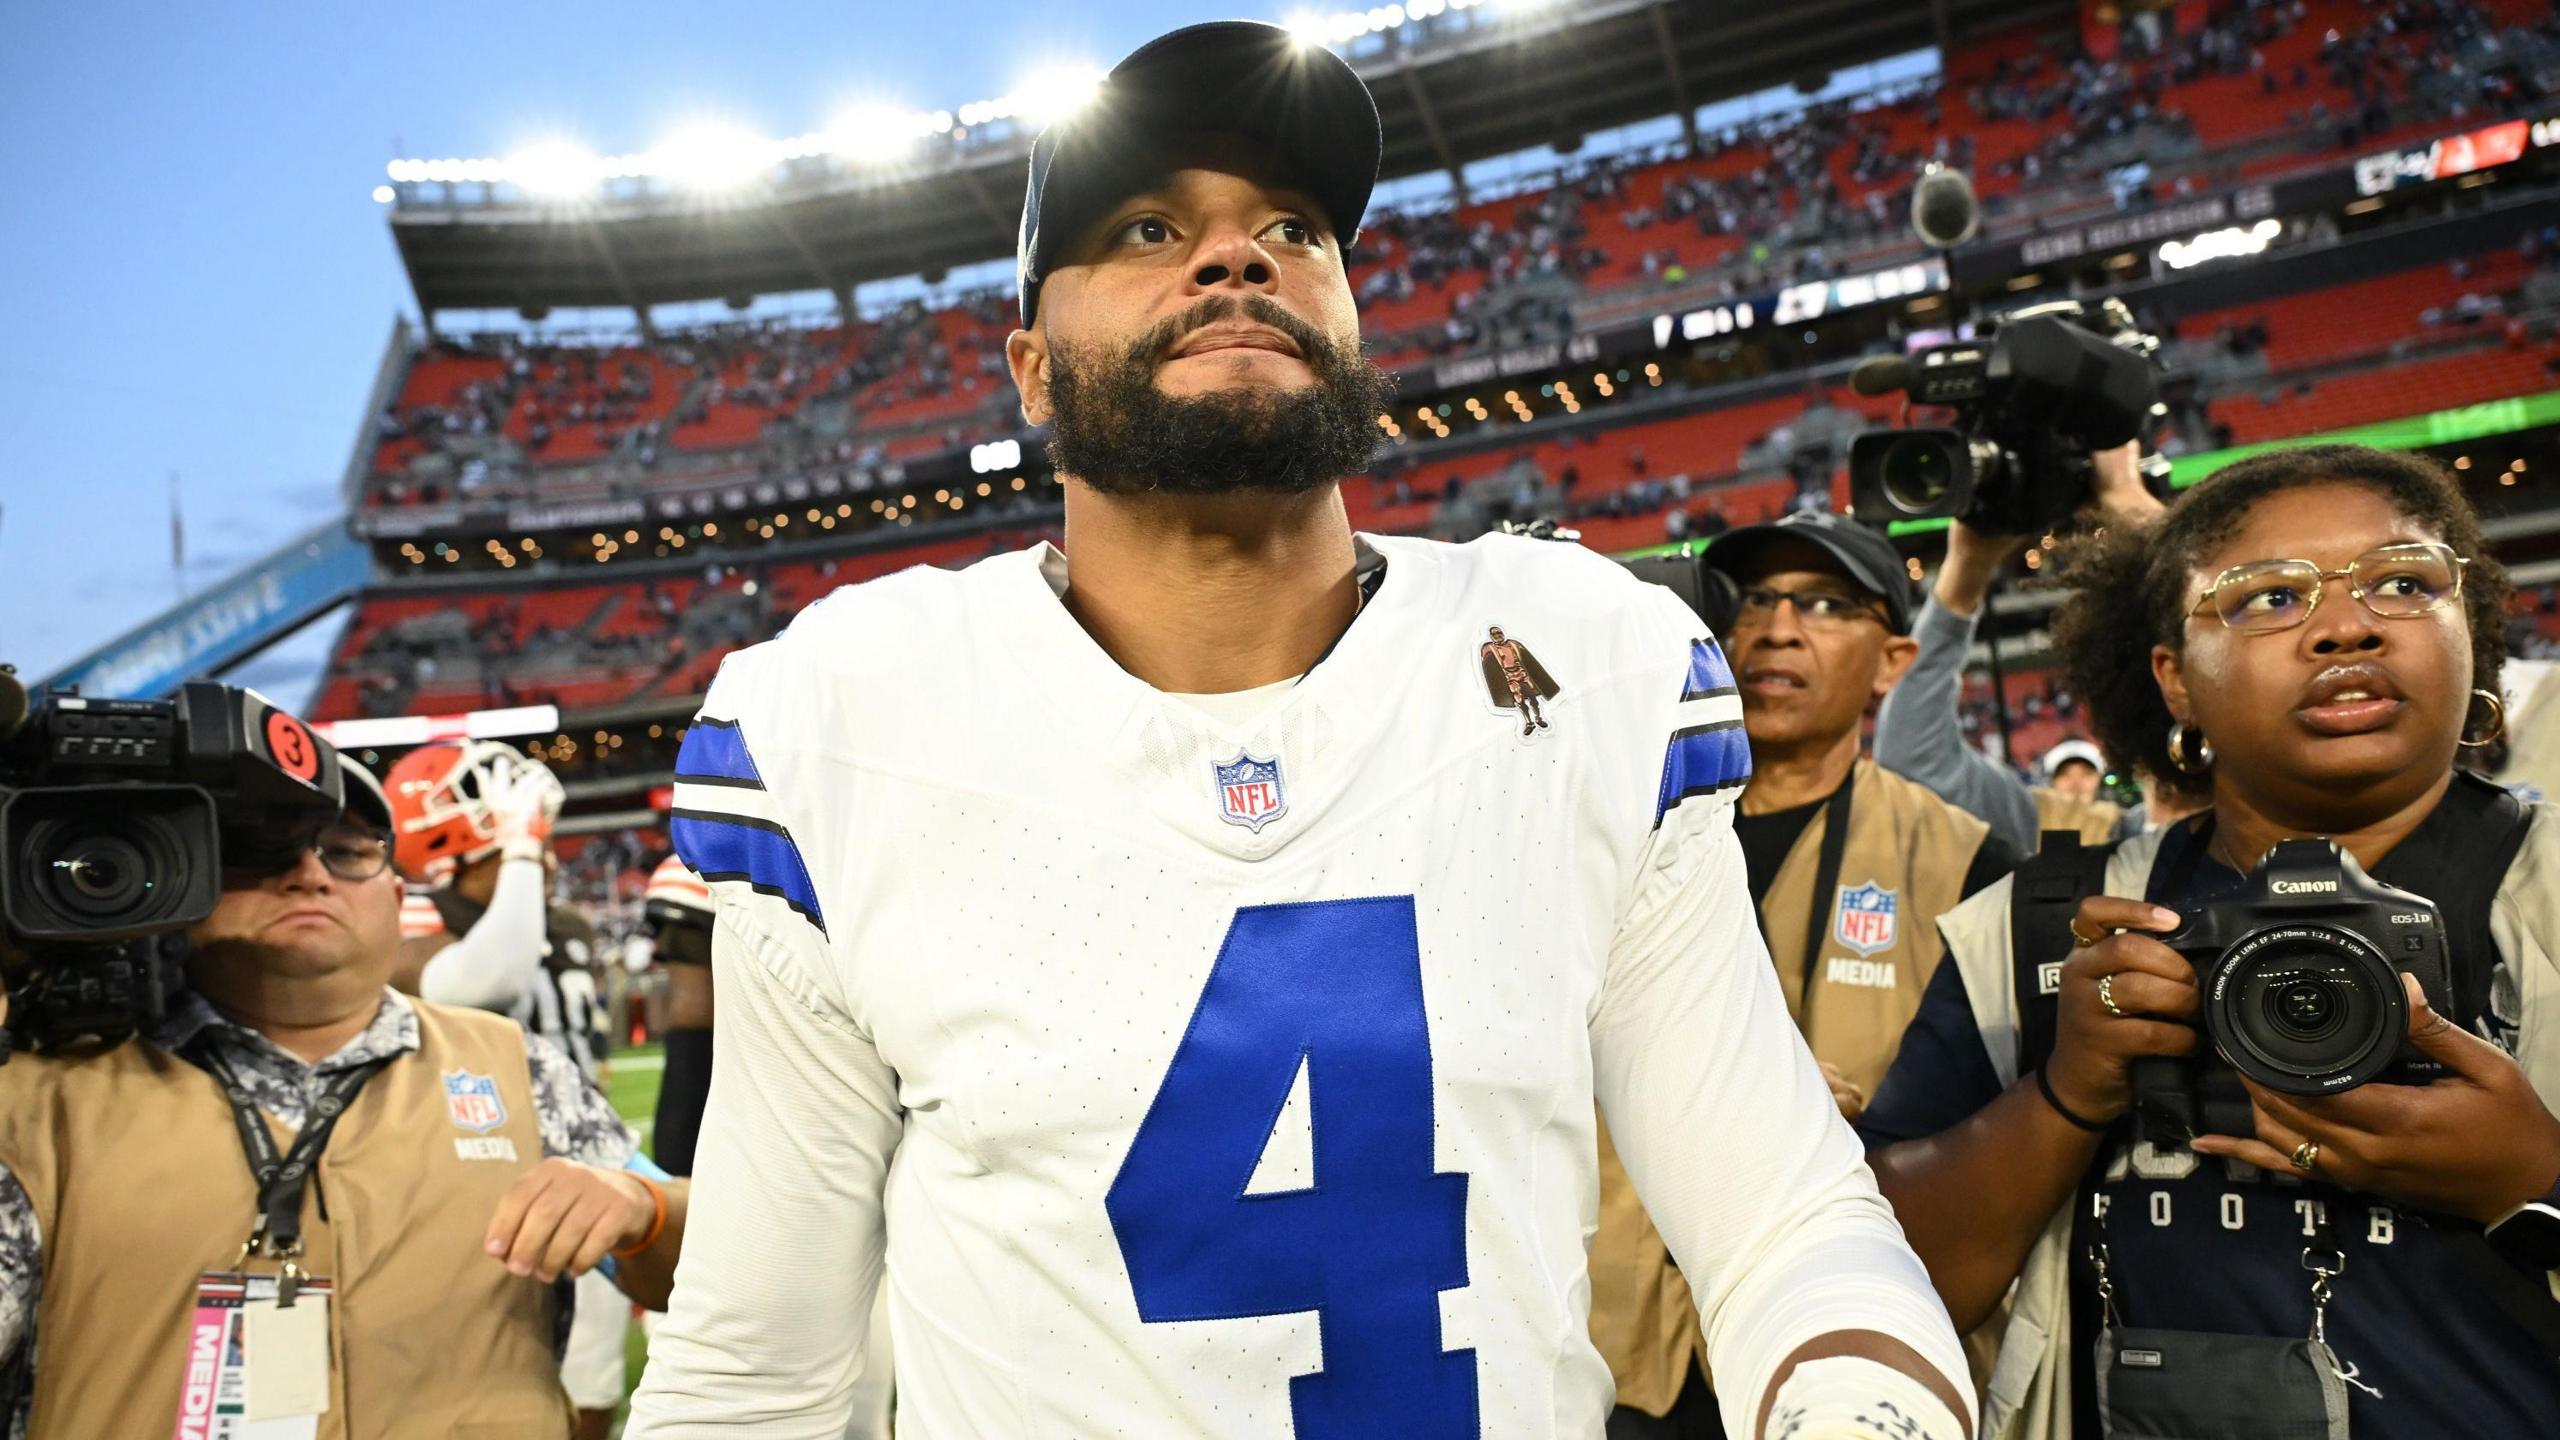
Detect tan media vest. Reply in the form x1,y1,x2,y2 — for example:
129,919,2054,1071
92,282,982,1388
1589,760,1994,1415
0,997,574,1439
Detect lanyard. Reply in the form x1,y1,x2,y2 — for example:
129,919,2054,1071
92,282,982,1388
188,1039,392,1305
1794,773,1859,1029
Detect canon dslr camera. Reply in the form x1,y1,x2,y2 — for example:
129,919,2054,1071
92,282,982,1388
2131,838,2450,1145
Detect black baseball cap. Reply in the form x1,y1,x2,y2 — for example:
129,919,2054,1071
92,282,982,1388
1015,20,1382,326
1701,511,1919,633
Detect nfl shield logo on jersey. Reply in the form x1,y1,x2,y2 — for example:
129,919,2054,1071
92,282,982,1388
443,1070,507,1133
1834,882,1898,957
1213,752,1289,834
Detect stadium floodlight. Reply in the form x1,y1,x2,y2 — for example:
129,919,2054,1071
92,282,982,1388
826,104,934,166
506,140,605,200
372,185,396,204
1285,9,1333,46
1013,64,1106,129
649,124,780,193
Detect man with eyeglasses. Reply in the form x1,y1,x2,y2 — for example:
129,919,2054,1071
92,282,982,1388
0,760,689,1438
1591,511,2017,1438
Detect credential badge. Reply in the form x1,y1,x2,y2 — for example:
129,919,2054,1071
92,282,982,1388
1834,882,1899,957
443,1069,507,1133
1214,752,1289,834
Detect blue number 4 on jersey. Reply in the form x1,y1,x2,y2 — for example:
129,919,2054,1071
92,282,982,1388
1106,896,1481,1438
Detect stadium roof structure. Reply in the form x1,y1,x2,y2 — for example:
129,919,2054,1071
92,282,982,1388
387,0,2068,319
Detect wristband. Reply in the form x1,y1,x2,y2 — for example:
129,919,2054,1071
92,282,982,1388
2034,1066,2109,1133
1767,1355,1965,1440
611,1175,667,1258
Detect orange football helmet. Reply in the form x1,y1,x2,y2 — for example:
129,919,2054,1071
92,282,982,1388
383,740,563,884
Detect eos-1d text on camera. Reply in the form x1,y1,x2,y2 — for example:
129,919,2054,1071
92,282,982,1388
2131,838,2454,1146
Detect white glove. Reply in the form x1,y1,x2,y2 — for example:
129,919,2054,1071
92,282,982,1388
483,756,566,856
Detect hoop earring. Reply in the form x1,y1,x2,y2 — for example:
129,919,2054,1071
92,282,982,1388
2460,687,2507,749
2168,720,2215,776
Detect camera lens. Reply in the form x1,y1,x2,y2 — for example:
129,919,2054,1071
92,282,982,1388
2208,924,2404,1094
1879,436,1955,514
2270,978,2340,1038
51,835,148,912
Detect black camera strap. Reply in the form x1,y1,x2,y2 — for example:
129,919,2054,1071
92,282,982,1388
2012,827,2114,1077
187,1040,392,1302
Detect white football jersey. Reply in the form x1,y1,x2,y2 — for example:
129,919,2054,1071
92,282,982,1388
626,533,1960,1439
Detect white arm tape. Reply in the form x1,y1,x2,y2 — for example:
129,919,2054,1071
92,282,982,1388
1766,1355,1966,1440
417,857,549,1010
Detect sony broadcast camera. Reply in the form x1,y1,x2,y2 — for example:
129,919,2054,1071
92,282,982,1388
1847,297,2167,535
2130,838,2452,1146
0,664,350,1059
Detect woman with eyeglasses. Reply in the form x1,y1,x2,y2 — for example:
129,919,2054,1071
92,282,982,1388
1856,444,2560,1439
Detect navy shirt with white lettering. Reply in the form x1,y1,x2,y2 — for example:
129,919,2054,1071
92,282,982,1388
1860,827,2560,1440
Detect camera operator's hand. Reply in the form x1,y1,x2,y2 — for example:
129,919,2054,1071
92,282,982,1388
1935,519,2031,619
2043,896,2201,1124
2190,974,2560,1224
2086,441,2165,530
484,1156,658,1283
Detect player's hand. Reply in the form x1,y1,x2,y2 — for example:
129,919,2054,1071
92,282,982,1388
1818,1060,1868,1120
2043,896,2199,1124
484,1157,656,1282
2191,974,2560,1223
486,759,566,850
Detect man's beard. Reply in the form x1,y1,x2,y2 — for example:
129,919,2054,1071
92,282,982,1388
1043,294,1393,497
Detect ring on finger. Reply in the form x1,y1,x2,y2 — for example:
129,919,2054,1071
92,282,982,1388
2291,1140,2321,1173
2098,973,2127,1018
2070,917,2108,948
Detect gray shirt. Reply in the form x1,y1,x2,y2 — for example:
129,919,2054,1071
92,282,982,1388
0,987,637,1424
1872,593,2052,856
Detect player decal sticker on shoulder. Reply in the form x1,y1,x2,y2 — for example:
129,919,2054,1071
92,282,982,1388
1478,625,1561,740
1214,752,1289,834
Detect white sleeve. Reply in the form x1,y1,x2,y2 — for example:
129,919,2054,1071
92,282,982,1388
1592,779,1972,1439
624,650,902,1437
620,894,901,1436
416,856,548,1010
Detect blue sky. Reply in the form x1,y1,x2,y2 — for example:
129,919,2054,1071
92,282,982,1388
0,1,1260,699
0,5,1930,709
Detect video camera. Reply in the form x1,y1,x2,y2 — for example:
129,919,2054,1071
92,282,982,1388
1846,298,2167,535
2130,838,2452,1145
0,664,350,1058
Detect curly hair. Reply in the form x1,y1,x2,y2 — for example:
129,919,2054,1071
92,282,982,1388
2049,443,2509,808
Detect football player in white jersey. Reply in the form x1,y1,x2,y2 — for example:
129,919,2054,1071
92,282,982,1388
627,21,1970,1440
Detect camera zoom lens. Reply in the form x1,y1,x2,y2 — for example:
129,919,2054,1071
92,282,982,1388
46,835,150,915
2210,925,2402,1093
2273,979,2339,1036
1880,437,1953,513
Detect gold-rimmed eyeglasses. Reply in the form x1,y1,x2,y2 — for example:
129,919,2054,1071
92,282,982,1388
2187,541,2470,636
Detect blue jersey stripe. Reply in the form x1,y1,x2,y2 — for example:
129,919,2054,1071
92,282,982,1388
670,809,826,933
674,718,765,789
1656,720,1751,826
1680,638,1736,701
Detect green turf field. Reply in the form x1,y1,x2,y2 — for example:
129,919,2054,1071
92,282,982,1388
606,1044,664,1432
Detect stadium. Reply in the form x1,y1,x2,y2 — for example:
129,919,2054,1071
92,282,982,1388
41,0,2560,937
18,0,2560,1434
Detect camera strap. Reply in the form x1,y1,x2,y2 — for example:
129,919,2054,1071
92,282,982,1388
2012,827,2114,1077
187,1041,393,1305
